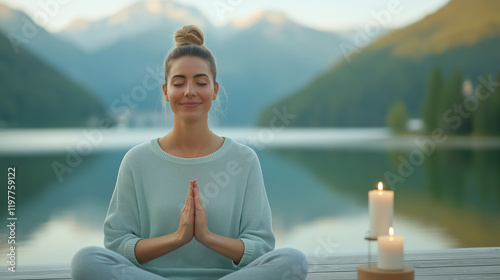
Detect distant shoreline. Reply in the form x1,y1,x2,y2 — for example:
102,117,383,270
1,127,500,154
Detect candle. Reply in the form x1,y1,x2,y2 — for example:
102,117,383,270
377,227,404,270
368,182,393,238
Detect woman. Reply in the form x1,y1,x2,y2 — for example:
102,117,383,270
71,25,308,280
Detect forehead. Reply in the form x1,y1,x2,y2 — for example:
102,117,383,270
169,56,211,78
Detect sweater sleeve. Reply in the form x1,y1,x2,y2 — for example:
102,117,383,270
234,152,276,268
103,153,142,266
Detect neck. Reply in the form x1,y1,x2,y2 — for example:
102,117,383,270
169,118,213,155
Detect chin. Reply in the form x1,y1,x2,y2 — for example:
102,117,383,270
176,112,209,123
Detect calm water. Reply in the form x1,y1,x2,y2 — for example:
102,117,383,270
0,128,499,266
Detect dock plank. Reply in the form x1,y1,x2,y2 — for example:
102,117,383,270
0,247,498,279
307,247,500,280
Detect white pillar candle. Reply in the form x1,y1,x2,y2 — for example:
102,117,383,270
378,227,404,270
368,182,393,238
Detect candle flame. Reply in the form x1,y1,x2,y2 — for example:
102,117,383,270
389,226,394,236
377,182,384,191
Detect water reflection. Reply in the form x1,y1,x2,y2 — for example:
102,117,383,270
0,151,123,265
1,140,499,265
273,147,500,250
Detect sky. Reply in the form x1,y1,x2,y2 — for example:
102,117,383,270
0,0,450,32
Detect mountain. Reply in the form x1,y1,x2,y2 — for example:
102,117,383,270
214,11,348,125
258,0,500,127
53,4,349,126
0,30,110,128
0,3,90,87
57,0,210,52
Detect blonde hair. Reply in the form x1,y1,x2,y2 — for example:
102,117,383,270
164,25,217,82
174,25,205,47
162,25,225,125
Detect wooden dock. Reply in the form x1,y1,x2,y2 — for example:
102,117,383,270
307,247,500,280
1,247,498,279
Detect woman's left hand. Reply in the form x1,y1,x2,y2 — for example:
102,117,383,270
191,179,244,263
192,180,213,245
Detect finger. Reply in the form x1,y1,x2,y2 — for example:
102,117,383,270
183,194,191,213
185,185,192,204
193,190,199,208
183,196,192,217
188,196,194,215
191,179,197,194
193,180,200,195
191,180,198,198
193,186,200,203
194,191,204,212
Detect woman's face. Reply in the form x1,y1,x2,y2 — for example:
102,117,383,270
163,56,219,123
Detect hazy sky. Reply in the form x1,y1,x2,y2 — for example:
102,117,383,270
0,0,450,32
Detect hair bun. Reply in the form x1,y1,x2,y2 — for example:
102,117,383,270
174,25,205,47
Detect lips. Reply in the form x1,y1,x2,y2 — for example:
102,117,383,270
180,102,202,108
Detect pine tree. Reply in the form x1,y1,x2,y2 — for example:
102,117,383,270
472,71,500,135
490,71,500,135
421,66,443,132
387,100,408,133
438,70,465,134
455,77,473,135
473,73,490,135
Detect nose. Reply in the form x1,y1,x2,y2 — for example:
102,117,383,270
184,82,196,97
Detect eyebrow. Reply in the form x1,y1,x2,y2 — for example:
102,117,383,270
171,74,209,79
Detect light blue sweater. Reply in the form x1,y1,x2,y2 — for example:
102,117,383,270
103,137,275,279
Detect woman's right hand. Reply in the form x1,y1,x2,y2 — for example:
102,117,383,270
135,180,195,264
176,180,195,245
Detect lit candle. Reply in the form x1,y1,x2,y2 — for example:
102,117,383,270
368,182,393,238
377,227,404,270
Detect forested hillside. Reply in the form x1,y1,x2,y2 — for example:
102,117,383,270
0,31,111,128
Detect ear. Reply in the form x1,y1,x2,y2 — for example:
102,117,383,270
162,83,169,102
213,81,219,100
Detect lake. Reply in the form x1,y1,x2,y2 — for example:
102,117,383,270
0,127,499,266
